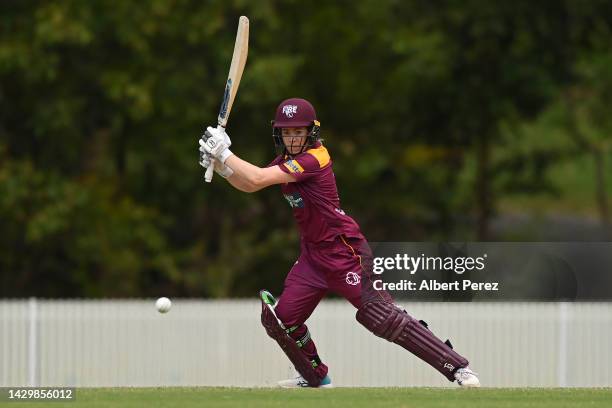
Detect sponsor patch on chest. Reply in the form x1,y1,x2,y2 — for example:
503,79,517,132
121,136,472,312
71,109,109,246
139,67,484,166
283,192,304,209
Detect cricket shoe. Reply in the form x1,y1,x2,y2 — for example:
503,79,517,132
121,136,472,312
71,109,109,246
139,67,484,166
454,366,480,388
278,374,333,389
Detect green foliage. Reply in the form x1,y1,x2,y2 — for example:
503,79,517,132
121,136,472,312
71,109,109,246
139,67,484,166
0,154,175,297
1,1,612,296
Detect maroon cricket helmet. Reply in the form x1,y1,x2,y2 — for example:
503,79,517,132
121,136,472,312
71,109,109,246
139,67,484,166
271,98,322,155
272,98,318,128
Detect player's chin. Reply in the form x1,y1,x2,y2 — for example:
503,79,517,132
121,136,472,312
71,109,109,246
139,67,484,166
287,148,300,155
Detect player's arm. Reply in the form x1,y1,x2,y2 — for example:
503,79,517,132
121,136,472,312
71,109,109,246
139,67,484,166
225,154,294,192
200,126,295,193
224,165,258,192
199,155,263,193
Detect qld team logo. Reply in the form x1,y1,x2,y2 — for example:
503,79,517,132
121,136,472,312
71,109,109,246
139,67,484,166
283,192,304,208
346,272,360,286
282,105,298,118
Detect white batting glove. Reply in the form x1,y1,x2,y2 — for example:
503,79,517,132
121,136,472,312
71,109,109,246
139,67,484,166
199,151,233,178
198,128,222,168
200,126,233,164
201,125,232,146
199,150,212,169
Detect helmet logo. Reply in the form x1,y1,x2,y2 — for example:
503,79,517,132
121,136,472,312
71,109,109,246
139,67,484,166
282,104,298,118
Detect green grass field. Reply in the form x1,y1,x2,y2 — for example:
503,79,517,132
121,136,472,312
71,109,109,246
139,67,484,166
2,388,611,408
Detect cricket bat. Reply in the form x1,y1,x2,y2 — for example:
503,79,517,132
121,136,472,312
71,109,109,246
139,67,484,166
205,16,249,182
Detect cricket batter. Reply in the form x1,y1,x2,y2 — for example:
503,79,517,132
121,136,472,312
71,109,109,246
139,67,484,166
199,98,480,388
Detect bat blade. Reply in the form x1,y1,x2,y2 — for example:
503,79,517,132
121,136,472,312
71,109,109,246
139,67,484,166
217,16,249,128
206,16,249,183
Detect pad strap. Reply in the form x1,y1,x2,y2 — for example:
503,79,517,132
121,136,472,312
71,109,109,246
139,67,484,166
296,330,312,348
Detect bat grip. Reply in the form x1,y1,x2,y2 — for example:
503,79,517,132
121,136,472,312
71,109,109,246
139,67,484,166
204,160,215,182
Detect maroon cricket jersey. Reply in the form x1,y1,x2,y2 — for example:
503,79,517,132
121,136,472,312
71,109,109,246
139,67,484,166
268,142,363,243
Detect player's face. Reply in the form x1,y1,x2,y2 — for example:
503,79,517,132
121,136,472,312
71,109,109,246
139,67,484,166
282,127,308,155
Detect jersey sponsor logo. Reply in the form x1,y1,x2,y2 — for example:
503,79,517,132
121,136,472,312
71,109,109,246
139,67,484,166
346,271,360,286
283,192,304,208
282,104,298,118
284,159,304,174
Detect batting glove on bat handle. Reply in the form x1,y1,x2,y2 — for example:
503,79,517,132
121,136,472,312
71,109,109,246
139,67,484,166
204,162,215,182
200,131,215,182
200,130,216,183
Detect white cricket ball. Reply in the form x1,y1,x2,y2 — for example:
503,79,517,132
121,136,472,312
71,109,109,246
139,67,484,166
155,297,172,314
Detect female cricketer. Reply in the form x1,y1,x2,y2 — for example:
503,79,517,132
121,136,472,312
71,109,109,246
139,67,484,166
199,98,480,388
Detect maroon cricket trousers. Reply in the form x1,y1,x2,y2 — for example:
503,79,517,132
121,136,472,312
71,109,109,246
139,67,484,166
275,234,392,379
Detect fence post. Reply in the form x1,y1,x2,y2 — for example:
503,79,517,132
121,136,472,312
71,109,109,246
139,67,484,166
28,297,38,387
557,302,568,387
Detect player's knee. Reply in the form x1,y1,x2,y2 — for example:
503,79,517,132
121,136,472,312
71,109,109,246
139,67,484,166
356,301,416,341
259,289,307,342
273,308,296,329
260,290,282,338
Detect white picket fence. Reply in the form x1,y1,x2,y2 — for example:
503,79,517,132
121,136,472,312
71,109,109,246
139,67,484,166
1,299,611,387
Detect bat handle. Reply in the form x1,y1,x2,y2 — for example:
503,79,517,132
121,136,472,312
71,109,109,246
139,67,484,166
204,160,215,182
204,124,226,183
